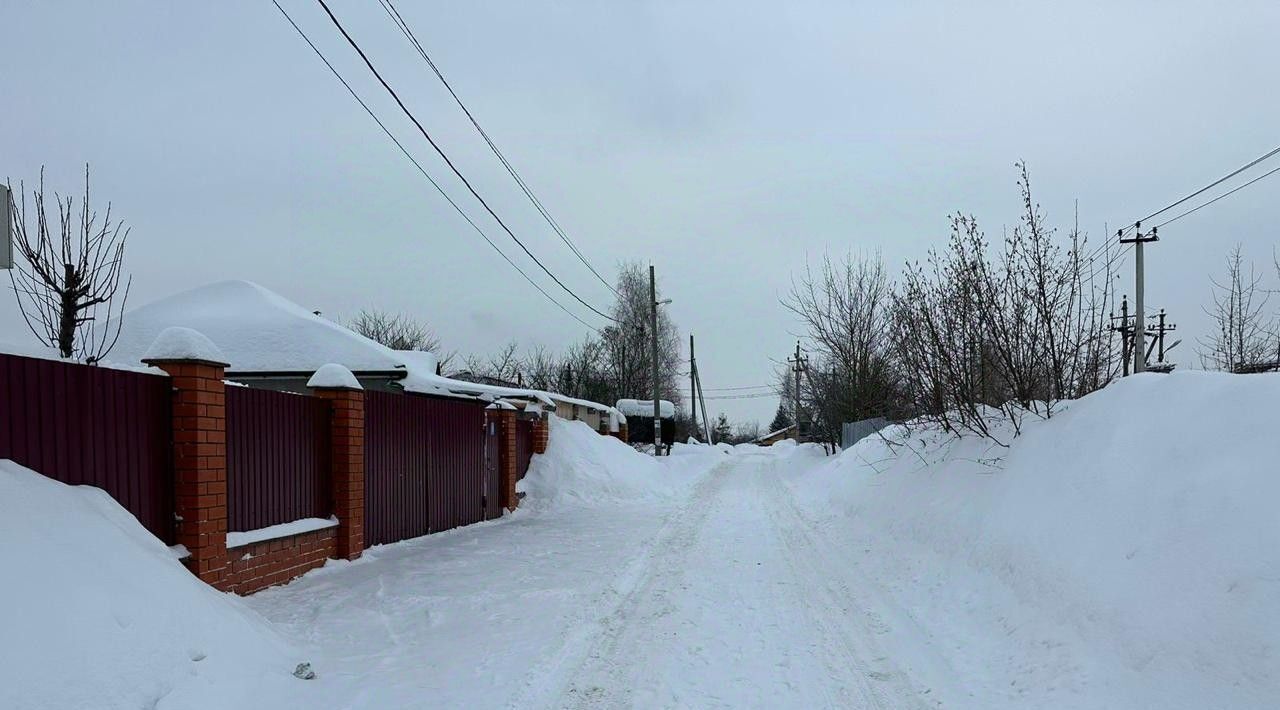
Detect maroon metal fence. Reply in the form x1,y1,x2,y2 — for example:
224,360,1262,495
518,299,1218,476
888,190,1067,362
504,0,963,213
225,385,330,533
364,391,488,547
515,418,535,480
0,352,174,542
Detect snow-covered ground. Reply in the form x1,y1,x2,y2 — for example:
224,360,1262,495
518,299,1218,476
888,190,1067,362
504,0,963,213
6,371,1278,708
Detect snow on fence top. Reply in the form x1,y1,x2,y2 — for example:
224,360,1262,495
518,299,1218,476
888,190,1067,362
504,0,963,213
142,326,229,365
307,363,362,390
616,398,675,419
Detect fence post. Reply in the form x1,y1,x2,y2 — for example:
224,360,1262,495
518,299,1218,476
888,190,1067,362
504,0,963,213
496,408,518,511
309,364,365,561
532,413,550,455
142,327,230,585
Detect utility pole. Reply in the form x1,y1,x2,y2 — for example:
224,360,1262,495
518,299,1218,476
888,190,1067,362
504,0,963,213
689,334,698,441
648,265,672,455
1149,308,1177,364
1110,295,1132,377
695,366,711,443
1120,223,1158,373
788,342,809,442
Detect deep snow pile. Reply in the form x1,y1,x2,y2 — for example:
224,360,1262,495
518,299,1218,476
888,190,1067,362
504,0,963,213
518,417,719,507
0,460,305,710
786,371,1280,709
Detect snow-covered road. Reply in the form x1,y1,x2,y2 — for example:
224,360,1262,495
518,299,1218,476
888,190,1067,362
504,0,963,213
247,445,938,709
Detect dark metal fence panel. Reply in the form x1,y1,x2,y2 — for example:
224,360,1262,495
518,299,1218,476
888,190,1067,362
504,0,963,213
225,386,330,532
364,391,488,546
515,419,534,480
0,352,173,542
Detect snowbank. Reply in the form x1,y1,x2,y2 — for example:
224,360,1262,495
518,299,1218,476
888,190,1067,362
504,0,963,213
0,460,306,709
785,371,1280,708
519,417,714,507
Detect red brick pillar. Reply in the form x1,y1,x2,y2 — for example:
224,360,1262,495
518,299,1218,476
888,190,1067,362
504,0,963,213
532,415,550,455
145,355,229,585
616,422,629,443
313,384,365,560
496,408,518,511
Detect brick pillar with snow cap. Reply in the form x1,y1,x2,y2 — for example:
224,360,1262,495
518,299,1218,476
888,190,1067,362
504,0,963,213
494,405,518,511
308,364,365,561
532,413,550,455
142,326,231,585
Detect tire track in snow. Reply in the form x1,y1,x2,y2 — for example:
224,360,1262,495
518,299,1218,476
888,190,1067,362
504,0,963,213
506,460,734,709
759,459,939,709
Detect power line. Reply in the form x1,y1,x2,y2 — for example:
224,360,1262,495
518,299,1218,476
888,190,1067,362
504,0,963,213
270,0,599,332
1154,163,1280,229
702,391,780,400
700,384,777,392
376,0,620,298
311,0,619,324
1136,144,1280,226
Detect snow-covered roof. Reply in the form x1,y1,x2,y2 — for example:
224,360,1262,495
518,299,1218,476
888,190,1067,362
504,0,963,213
111,280,406,373
616,398,676,419
751,424,796,443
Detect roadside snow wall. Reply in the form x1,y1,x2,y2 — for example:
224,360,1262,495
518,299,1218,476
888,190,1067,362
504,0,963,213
0,460,305,710
787,371,1280,709
518,417,716,507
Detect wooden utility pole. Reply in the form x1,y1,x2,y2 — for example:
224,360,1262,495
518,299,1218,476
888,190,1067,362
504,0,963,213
788,342,808,442
689,334,698,441
1120,224,1159,373
1110,295,1132,377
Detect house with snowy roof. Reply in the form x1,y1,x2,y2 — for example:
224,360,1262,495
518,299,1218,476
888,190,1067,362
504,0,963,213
109,280,625,428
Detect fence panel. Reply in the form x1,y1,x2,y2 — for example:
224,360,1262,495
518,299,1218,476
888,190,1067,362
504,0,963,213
0,352,173,542
225,386,330,532
364,391,488,546
515,419,535,480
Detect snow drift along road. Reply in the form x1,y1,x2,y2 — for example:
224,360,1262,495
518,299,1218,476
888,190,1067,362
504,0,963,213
0,460,305,710
787,371,1280,709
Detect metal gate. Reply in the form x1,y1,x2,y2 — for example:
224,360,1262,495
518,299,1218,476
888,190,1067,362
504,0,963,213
364,391,488,547
483,410,502,520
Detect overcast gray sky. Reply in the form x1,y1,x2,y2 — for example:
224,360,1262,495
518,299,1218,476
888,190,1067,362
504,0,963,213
4,1,1279,425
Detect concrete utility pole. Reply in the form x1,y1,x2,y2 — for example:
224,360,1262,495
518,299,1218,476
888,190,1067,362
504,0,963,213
649,265,672,455
1120,224,1158,373
689,333,698,441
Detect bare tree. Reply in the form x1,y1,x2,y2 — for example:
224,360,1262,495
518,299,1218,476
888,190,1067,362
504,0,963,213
784,251,906,448
8,166,132,361
349,308,453,371
1199,245,1274,371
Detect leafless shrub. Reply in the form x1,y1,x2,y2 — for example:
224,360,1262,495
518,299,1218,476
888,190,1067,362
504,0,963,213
890,163,1118,444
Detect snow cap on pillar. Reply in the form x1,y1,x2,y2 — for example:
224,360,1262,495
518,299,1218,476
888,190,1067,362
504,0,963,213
308,363,362,390
141,326,229,367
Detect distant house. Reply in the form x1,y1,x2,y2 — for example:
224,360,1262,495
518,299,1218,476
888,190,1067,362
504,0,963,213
752,424,797,446
110,280,624,424
616,399,675,447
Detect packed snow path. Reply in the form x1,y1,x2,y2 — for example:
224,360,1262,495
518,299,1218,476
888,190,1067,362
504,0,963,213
520,454,929,709
247,448,937,709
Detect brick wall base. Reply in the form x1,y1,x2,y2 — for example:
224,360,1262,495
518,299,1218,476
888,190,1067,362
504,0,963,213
220,528,336,595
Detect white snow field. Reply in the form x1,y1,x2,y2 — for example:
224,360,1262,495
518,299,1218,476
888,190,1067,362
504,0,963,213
6,371,1278,708
0,460,307,710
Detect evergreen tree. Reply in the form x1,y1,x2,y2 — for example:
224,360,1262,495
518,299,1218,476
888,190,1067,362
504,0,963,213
768,403,793,433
